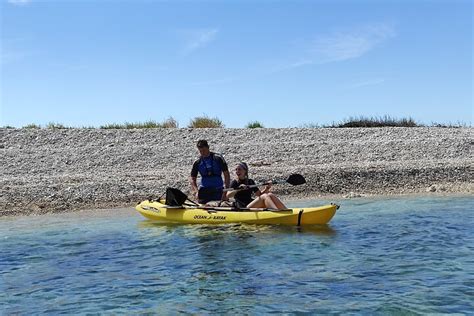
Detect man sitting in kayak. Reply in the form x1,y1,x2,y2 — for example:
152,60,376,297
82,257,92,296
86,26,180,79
226,162,287,209
190,140,230,204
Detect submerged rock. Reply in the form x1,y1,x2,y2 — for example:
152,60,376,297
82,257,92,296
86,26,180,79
427,185,437,192
344,192,363,199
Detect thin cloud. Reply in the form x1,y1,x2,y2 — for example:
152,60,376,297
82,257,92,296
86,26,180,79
7,0,32,6
271,59,314,73
348,78,386,88
312,23,396,63
180,28,219,55
274,23,396,72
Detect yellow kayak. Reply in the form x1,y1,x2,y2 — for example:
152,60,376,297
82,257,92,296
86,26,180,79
136,200,338,226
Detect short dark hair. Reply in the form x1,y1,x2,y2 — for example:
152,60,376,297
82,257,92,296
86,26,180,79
197,139,209,148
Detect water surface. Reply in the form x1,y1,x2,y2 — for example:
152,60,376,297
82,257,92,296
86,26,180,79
1,195,473,314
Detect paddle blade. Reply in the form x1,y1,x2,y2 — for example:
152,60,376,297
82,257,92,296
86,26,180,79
165,187,188,206
286,174,306,186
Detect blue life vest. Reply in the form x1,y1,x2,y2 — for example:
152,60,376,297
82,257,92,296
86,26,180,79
198,154,224,189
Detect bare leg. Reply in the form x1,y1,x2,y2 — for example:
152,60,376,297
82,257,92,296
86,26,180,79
247,193,287,209
258,194,277,209
247,196,266,208
267,193,286,209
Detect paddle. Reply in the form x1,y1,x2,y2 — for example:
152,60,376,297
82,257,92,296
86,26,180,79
223,173,306,192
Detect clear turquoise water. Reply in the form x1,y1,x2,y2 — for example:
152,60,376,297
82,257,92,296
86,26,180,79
1,196,473,314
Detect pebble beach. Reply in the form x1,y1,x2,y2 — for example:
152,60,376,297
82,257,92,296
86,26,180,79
1,127,472,216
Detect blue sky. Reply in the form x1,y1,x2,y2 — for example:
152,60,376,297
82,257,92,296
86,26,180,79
1,0,472,127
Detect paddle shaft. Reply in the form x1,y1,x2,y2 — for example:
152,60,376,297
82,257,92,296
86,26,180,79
223,174,305,192
223,180,280,192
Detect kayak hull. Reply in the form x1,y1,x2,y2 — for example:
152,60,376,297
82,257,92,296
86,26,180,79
135,200,338,226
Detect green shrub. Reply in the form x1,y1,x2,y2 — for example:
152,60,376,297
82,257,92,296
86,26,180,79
188,115,224,128
128,120,161,129
299,123,321,128
430,121,469,128
100,123,122,129
332,115,419,128
46,122,68,129
101,117,178,129
23,124,41,129
246,121,264,128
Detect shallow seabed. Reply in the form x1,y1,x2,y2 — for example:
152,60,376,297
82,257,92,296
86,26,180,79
1,195,473,314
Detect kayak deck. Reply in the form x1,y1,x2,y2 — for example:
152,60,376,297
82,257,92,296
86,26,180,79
136,200,338,226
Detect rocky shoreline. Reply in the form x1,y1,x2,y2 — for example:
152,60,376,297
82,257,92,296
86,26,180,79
1,127,472,216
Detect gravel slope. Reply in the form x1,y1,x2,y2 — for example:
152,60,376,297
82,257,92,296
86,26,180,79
1,127,472,216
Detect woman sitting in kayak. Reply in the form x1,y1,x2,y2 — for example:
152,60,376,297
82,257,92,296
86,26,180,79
226,162,287,209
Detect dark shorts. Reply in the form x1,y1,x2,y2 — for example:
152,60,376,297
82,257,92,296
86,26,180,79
198,187,223,204
233,200,249,209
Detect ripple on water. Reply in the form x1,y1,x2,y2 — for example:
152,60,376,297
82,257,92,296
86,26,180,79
0,196,473,314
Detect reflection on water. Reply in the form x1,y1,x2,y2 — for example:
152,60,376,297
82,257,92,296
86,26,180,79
137,221,338,237
1,195,473,314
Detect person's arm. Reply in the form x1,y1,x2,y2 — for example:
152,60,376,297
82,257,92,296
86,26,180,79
226,182,249,199
219,155,230,200
223,170,230,189
260,182,272,194
221,171,231,201
190,160,199,198
190,176,199,198
252,179,269,197
218,154,229,188
226,180,238,199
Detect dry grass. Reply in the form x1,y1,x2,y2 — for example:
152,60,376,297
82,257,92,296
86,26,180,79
101,117,179,129
187,115,224,128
